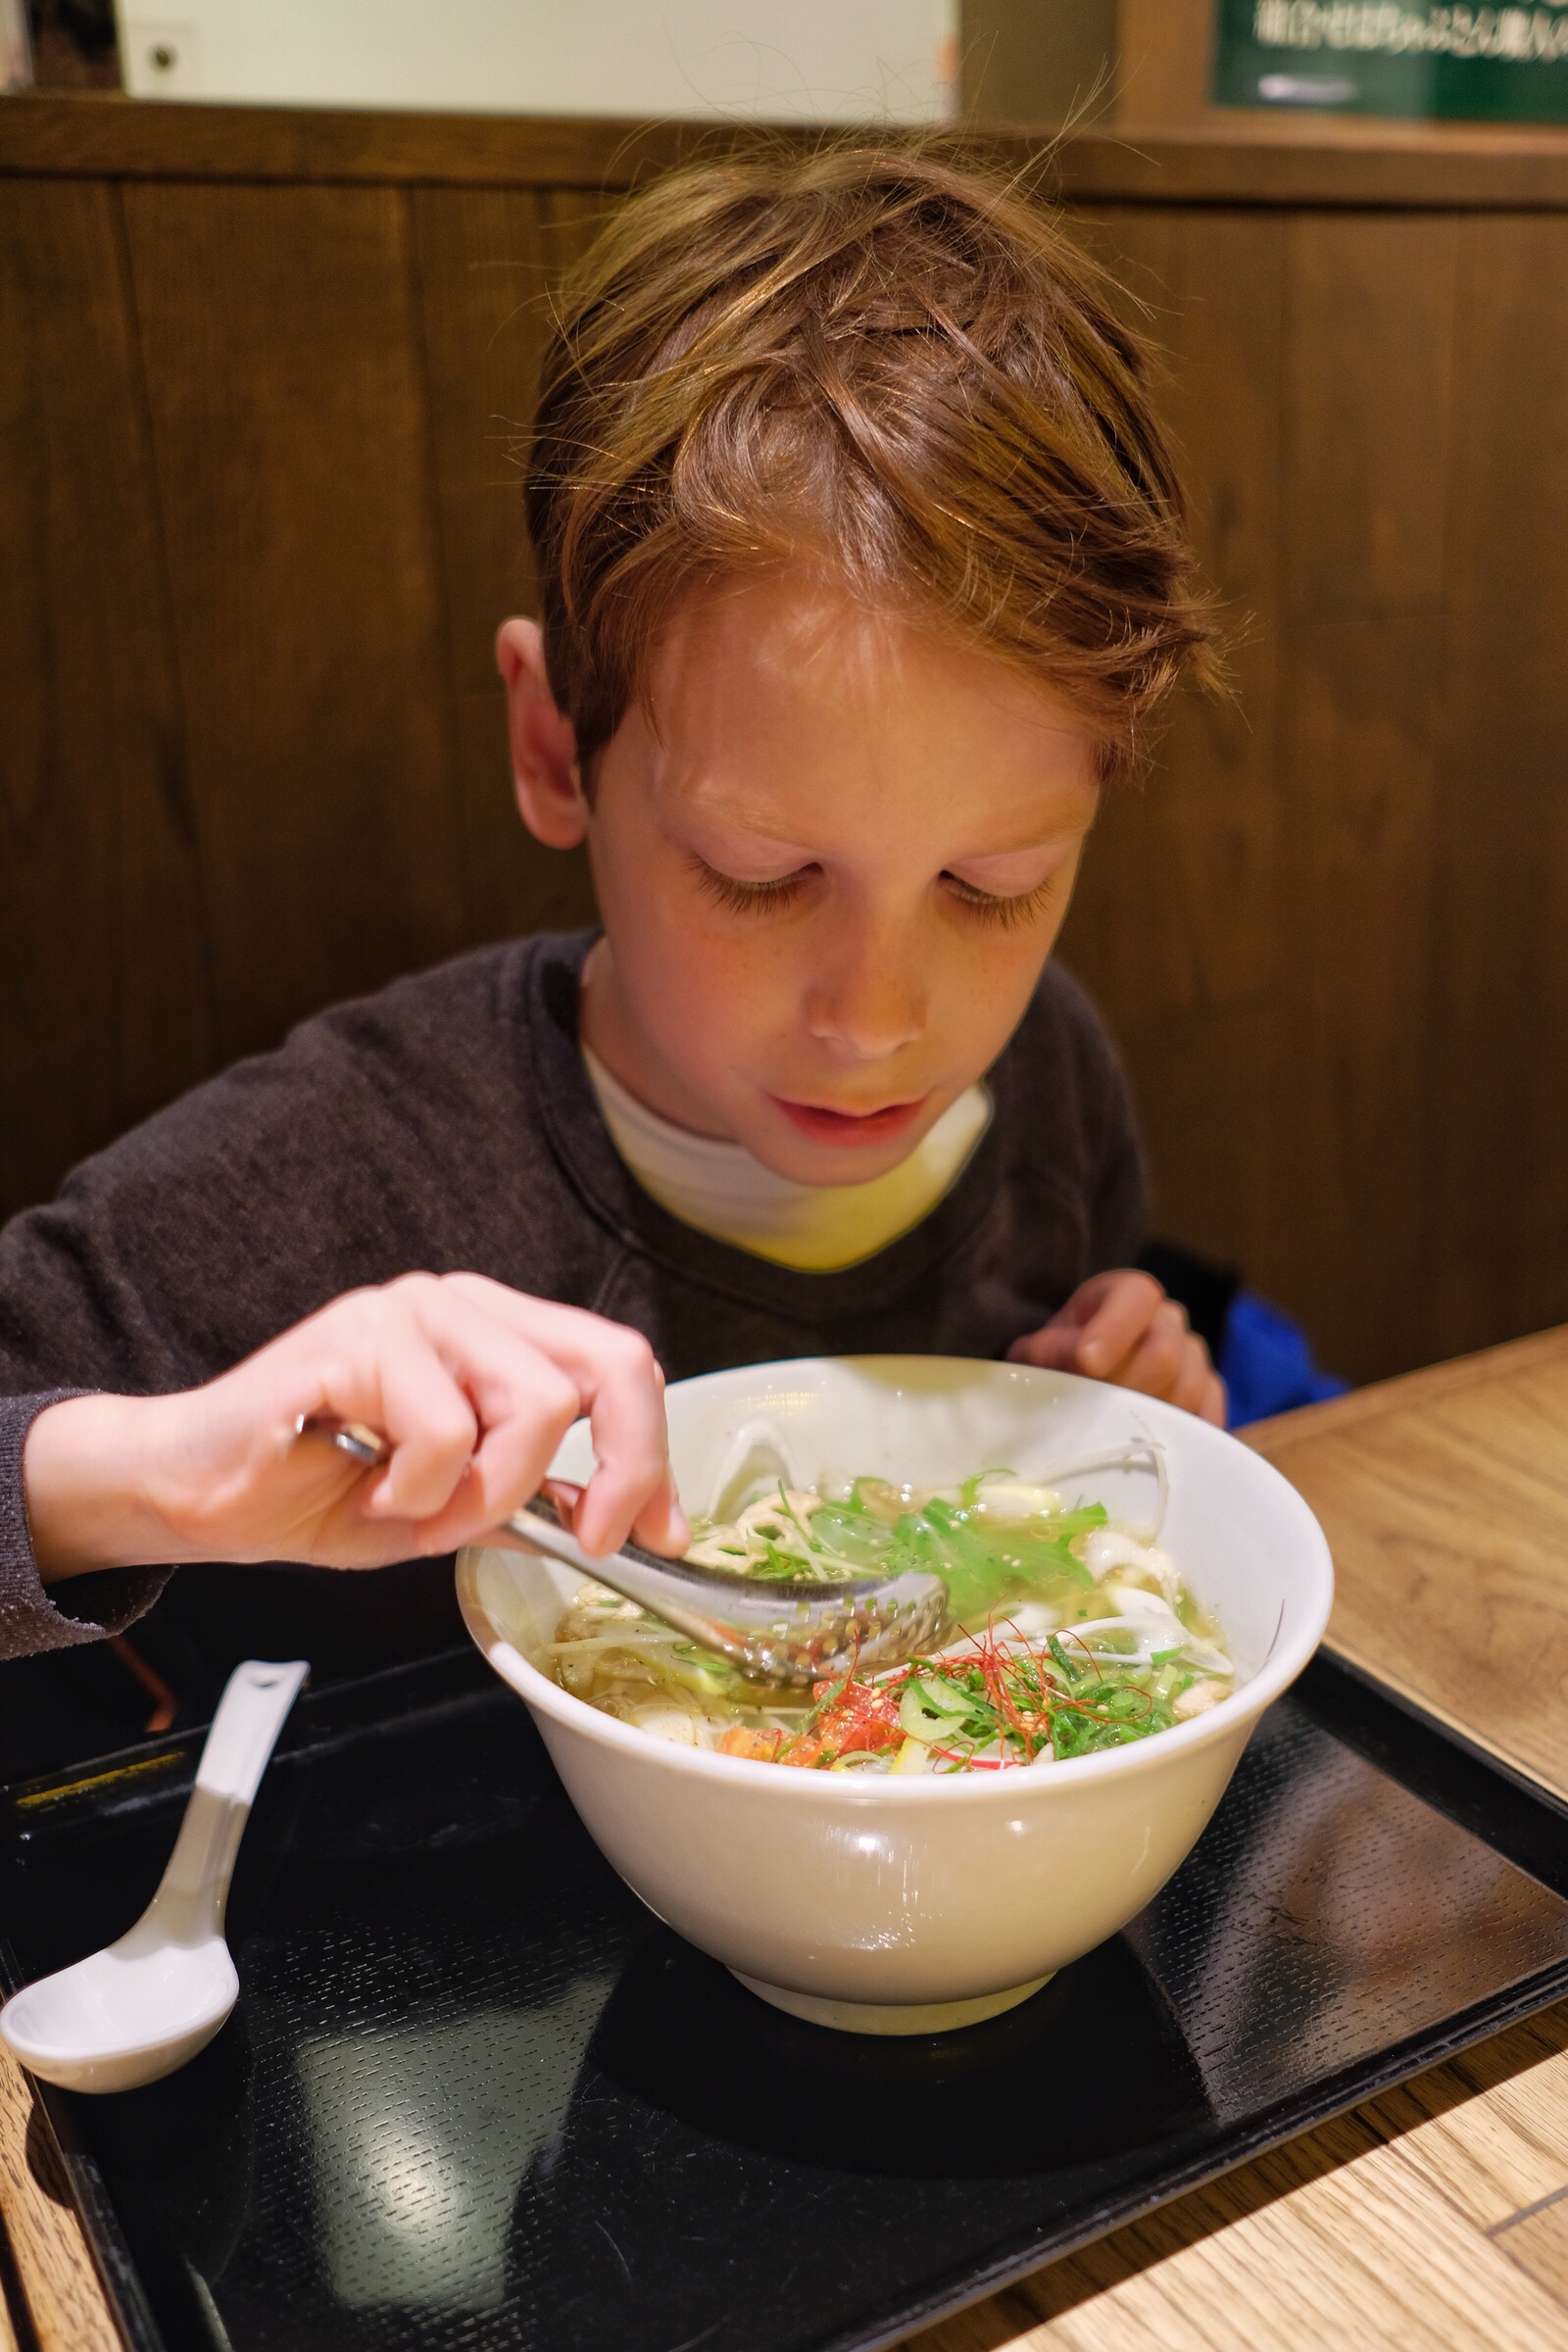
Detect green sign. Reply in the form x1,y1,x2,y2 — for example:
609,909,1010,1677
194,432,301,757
1212,0,1568,119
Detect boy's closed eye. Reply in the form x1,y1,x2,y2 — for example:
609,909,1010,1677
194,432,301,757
686,845,1075,927
689,855,819,915
939,872,1061,930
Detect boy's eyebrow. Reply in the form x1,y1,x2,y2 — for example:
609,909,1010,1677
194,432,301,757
673,802,1086,864
668,764,1097,859
671,796,817,856
948,819,1095,854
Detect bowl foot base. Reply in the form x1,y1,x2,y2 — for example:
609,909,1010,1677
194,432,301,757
730,1971,1053,2035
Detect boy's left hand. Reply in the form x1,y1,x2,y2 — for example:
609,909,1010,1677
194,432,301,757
1006,1270,1226,1426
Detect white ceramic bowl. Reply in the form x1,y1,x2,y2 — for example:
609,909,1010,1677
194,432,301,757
458,1356,1333,2034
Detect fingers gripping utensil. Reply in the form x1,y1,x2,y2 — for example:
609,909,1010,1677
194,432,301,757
320,1419,948,1687
0,1659,308,2094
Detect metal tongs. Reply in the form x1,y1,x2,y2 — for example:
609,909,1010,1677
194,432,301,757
503,1492,948,1687
315,1420,948,1688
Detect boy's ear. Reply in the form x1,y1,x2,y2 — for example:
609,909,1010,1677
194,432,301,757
496,617,587,849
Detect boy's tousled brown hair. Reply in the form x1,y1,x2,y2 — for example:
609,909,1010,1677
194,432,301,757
526,142,1214,782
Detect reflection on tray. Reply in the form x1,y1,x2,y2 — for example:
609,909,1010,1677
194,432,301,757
1127,1704,1568,2119
591,1931,1209,2179
304,1986,616,2315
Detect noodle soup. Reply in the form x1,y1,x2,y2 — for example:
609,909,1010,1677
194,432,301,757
550,1464,1233,1774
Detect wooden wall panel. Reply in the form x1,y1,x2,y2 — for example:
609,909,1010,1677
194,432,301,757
411,184,606,946
0,177,211,1214
1433,212,1568,1360
1115,0,1213,127
962,0,1118,126
410,185,554,695
1063,208,1466,1386
1270,614,1443,1378
1281,215,1455,622
1266,216,1455,1383
119,181,468,1065
1059,206,1286,1288
1431,612,1568,1359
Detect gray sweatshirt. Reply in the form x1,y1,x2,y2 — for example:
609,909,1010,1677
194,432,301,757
0,932,1146,1673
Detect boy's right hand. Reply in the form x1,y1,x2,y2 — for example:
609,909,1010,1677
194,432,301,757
24,1274,687,1584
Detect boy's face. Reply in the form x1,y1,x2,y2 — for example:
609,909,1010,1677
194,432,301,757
501,573,1100,1187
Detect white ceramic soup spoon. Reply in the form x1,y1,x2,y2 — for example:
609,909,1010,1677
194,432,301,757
0,1658,308,2095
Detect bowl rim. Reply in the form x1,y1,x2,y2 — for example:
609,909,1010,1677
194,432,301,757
457,1354,1335,1805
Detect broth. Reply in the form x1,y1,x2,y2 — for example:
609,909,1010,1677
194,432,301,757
550,1467,1233,1774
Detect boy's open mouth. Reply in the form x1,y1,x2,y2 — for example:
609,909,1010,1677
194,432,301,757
770,1096,927,1149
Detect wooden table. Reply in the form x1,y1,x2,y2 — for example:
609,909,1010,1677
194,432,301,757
5,1329,1568,2349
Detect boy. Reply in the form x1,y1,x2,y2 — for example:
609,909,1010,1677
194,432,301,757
2,145,1220,1695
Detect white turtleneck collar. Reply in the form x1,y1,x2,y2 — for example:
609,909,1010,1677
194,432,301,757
581,1048,992,1273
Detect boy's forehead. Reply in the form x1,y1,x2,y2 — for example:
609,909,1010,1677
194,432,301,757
651,572,908,707
656,571,978,691
634,716,1099,867
645,573,1102,798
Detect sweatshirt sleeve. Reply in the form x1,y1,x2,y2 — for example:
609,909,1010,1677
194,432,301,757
0,1393,172,1657
0,1029,379,1664
0,945,537,1665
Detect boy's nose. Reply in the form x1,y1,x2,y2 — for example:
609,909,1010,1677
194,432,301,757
804,946,926,1062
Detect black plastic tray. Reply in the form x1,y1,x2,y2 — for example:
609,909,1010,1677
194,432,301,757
5,1643,1568,2352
